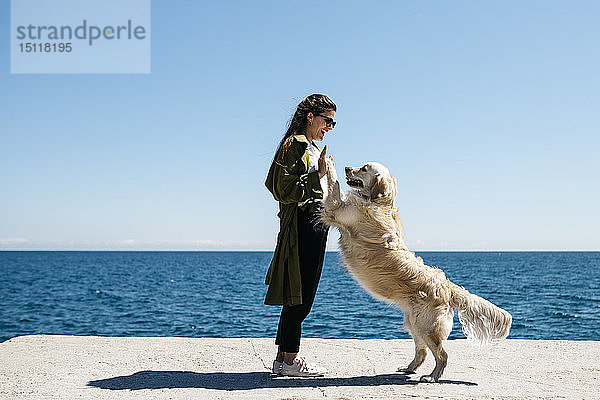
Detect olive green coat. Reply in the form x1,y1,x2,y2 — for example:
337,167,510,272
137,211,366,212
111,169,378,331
264,134,324,306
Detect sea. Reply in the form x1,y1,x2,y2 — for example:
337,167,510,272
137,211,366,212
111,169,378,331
1,251,598,343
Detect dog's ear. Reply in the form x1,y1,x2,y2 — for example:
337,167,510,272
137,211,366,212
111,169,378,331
370,176,396,204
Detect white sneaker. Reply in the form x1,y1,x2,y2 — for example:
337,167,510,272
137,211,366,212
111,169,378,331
272,360,283,375
280,357,327,377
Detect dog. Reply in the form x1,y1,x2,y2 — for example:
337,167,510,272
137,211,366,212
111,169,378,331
320,160,512,382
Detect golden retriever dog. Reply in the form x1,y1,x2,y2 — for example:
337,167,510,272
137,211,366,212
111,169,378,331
320,160,512,382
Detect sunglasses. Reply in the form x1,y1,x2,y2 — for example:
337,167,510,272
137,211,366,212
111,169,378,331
316,114,336,128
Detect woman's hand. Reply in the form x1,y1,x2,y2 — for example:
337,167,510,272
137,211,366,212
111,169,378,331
318,145,329,179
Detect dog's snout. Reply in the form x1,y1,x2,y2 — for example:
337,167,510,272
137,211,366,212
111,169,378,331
345,167,351,173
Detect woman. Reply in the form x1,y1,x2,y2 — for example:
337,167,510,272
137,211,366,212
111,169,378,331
264,94,337,377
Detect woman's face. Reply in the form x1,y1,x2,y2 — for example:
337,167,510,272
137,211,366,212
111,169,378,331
306,109,335,142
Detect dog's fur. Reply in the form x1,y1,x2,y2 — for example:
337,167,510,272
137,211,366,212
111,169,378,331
320,160,512,382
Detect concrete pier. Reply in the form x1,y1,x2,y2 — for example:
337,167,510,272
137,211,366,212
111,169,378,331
0,335,598,399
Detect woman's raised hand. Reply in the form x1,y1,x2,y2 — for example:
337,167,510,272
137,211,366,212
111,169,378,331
318,145,329,179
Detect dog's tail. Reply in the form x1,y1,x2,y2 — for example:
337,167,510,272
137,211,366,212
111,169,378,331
449,283,512,343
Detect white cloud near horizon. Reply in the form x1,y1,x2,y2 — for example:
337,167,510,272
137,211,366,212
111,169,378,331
0,238,31,245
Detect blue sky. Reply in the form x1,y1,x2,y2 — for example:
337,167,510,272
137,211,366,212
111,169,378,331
1,1,599,251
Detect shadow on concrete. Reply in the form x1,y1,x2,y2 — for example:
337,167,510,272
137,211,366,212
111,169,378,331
87,371,476,391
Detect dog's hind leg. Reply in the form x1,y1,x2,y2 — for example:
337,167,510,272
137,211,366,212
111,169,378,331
398,333,427,374
419,332,448,383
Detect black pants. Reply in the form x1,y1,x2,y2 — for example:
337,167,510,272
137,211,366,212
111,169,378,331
275,205,328,353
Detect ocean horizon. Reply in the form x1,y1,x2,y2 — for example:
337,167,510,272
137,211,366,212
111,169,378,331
1,251,598,343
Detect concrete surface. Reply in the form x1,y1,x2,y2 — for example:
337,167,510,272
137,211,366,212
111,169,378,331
0,335,598,400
